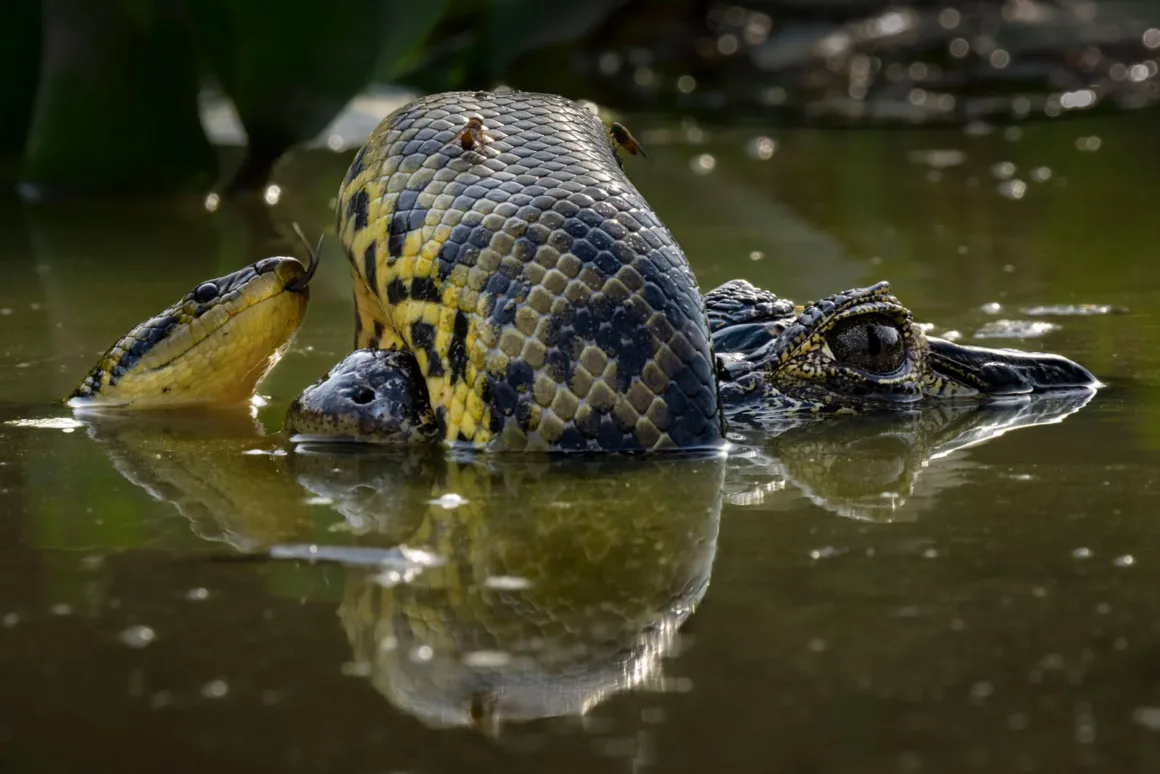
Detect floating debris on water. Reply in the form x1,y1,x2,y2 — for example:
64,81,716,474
242,448,287,457
429,493,468,510
980,302,1002,314
304,496,333,506
484,576,533,591
5,417,85,432
267,543,444,570
1022,304,1127,316
973,320,1059,339
119,625,156,649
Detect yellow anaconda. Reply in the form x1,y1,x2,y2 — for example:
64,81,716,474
333,90,724,453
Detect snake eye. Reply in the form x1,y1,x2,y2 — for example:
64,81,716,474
193,282,219,304
826,314,906,374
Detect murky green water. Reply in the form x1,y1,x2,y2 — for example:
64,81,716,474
2,107,1160,773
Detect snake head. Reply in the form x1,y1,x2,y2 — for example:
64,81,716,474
67,255,313,408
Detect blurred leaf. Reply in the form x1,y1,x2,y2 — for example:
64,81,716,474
189,0,396,192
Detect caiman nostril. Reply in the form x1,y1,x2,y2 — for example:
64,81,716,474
348,386,375,405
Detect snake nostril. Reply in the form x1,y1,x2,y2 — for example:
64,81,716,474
348,386,375,405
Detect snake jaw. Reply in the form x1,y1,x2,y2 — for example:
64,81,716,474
67,256,310,408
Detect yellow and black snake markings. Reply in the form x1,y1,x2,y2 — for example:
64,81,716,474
335,90,724,453
69,257,310,407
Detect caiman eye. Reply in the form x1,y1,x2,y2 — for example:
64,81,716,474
193,282,220,304
826,314,906,374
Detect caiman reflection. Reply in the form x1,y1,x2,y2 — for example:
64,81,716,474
724,390,1095,522
72,391,1091,735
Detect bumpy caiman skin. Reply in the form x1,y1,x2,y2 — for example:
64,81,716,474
329,90,723,452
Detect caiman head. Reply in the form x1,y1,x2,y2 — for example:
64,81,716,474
708,280,1099,413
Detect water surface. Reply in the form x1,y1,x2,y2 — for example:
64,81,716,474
2,106,1159,773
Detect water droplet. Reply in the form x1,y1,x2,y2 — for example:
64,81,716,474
809,546,841,560
304,496,333,506
429,493,468,509
748,250,764,262
991,162,1016,180
676,75,696,93
484,576,532,590
204,193,220,212
808,638,826,652
941,329,963,342
1075,136,1102,151
201,679,229,699
50,604,72,616
1072,547,1092,559
1031,166,1052,183
922,548,939,559
119,625,156,648
186,587,209,601
2,613,19,628
263,184,282,206
980,302,1002,315
326,134,344,151
746,136,776,160
411,645,434,662
990,49,1011,69
462,650,512,668
690,154,716,175
1114,554,1135,567
938,8,961,28
1145,29,1160,49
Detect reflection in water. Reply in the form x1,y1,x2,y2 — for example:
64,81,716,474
70,390,1093,735
725,391,1095,522
291,448,724,734
75,408,314,550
